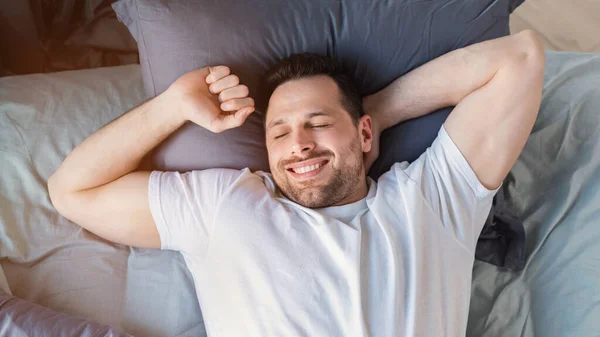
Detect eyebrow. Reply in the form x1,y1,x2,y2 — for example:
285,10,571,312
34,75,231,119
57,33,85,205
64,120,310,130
267,111,330,130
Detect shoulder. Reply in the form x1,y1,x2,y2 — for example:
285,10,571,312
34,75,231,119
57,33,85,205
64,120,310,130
150,167,268,194
199,167,269,190
375,161,414,189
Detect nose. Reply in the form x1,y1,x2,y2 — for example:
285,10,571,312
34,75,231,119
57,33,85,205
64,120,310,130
290,128,315,156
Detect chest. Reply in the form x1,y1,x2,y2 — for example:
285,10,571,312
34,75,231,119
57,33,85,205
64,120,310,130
198,203,367,334
212,202,362,287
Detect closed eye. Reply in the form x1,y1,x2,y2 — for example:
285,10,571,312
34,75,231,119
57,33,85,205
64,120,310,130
273,124,329,140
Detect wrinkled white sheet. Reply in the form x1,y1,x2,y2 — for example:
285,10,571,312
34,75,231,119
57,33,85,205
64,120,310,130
0,65,204,336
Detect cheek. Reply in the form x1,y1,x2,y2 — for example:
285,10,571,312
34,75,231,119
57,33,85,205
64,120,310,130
323,130,352,152
267,144,284,170
316,130,340,147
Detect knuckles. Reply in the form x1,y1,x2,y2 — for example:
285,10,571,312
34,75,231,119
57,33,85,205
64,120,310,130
238,84,249,96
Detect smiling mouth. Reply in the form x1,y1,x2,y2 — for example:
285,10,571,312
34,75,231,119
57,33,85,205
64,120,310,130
286,159,329,179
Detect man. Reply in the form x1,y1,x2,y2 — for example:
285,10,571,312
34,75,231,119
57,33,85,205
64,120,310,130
48,30,544,336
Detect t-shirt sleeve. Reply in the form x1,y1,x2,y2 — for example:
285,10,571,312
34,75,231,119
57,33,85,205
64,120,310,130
396,125,500,251
147,168,243,257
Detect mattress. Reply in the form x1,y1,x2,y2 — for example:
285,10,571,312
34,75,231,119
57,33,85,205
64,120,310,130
0,51,599,336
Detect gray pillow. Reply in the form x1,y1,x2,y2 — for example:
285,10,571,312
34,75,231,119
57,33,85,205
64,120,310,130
113,0,524,173
0,288,132,337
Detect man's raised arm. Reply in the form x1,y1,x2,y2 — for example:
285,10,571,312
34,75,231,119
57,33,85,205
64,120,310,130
48,66,255,249
364,30,544,188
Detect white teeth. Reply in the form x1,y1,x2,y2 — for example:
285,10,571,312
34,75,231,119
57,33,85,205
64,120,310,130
293,162,322,174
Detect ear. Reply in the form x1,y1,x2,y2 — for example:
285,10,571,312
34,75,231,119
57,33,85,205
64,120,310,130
358,114,373,153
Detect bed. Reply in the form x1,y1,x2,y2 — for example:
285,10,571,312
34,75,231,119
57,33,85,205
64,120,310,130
1,50,599,337
467,51,600,337
0,64,204,336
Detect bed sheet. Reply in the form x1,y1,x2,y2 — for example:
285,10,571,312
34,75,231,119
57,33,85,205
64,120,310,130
0,65,204,336
0,51,599,337
467,51,600,336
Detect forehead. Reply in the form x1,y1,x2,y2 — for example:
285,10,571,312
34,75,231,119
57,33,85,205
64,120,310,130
265,75,346,127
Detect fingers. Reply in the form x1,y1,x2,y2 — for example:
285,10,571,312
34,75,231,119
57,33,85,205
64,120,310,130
209,74,240,94
218,84,249,103
220,97,255,112
206,66,230,84
205,65,255,131
218,106,255,131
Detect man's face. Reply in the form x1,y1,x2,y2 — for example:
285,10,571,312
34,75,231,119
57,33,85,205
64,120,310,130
265,75,372,208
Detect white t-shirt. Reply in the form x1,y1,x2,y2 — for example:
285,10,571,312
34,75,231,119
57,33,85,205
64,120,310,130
148,126,498,337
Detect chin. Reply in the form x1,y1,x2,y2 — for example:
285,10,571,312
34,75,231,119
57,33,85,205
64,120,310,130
287,187,339,208
295,196,326,208
273,164,356,208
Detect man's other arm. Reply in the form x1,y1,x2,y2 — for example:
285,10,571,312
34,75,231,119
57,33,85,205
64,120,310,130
47,94,183,249
364,30,545,189
47,66,255,249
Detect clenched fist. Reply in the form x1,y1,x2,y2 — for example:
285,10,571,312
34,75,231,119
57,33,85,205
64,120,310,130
167,66,255,133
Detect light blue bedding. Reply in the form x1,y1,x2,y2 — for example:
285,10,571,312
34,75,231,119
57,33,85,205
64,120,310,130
467,51,600,337
0,51,598,336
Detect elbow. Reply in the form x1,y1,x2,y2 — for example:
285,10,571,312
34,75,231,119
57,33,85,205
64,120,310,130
47,175,69,217
513,30,546,74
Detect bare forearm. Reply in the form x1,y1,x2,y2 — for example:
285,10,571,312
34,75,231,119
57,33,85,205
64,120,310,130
364,32,534,130
49,92,185,193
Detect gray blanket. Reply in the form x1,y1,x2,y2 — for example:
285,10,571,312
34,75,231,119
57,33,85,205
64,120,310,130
0,51,599,336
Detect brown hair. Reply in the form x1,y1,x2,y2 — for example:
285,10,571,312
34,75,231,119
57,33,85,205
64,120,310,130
262,53,364,125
